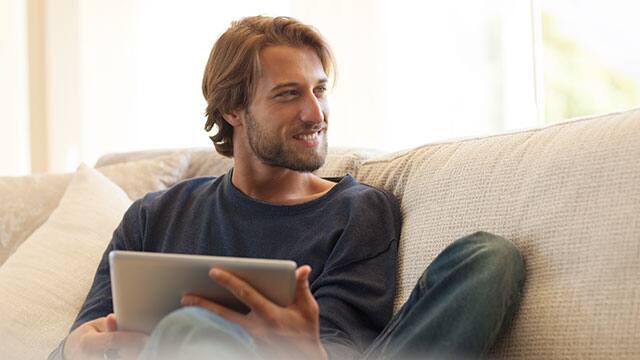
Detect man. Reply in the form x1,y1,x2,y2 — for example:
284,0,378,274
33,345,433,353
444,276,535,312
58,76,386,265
51,16,525,360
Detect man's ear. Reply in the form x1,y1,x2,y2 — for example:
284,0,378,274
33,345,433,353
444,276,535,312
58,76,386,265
222,110,243,127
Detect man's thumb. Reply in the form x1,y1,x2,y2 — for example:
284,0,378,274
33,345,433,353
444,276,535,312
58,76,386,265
106,313,118,332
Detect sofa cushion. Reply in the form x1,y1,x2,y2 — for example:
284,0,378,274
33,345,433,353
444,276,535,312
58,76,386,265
354,108,640,358
0,164,132,360
0,152,190,266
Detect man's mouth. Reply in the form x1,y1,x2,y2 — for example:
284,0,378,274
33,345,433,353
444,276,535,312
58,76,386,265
293,131,321,141
293,129,324,146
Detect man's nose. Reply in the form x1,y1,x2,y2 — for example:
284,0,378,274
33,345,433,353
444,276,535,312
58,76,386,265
299,92,324,124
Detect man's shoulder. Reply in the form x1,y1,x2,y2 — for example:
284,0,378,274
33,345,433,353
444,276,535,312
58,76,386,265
136,175,223,212
319,176,401,270
330,175,399,210
321,175,402,234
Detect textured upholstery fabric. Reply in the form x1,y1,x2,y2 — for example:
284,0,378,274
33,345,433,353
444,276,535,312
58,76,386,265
0,152,191,265
0,165,132,360
354,109,640,359
95,147,225,179
3,108,639,359
0,174,69,265
95,147,381,179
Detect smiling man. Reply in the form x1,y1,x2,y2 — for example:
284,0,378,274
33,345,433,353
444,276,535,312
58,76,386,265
217,44,336,203
51,16,525,360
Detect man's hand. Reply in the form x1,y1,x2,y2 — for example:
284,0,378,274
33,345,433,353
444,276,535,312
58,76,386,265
63,314,148,360
181,265,328,360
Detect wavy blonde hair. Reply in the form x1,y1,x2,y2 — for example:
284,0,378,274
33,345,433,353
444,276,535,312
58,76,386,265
202,15,336,157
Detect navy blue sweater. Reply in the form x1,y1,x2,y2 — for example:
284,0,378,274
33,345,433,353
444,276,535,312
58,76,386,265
69,171,401,358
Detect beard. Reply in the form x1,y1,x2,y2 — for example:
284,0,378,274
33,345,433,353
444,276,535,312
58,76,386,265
244,110,327,172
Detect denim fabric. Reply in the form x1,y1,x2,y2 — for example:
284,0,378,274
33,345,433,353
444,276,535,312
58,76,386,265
138,306,261,360
363,231,526,360
140,231,525,360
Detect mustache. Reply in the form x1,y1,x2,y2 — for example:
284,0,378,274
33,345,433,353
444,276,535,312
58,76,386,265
298,122,327,132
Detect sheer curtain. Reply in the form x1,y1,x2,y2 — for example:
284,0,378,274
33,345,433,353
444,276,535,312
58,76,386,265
1,0,539,174
1,0,30,175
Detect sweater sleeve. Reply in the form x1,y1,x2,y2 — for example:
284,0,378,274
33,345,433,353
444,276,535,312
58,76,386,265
316,243,398,359
313,188,401,358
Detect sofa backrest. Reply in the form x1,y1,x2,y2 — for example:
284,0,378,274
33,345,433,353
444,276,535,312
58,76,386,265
354,108,640,358
95,146,381,179
95,109,640,358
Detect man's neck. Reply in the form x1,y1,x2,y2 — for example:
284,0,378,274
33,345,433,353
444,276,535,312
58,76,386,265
231,161,335,205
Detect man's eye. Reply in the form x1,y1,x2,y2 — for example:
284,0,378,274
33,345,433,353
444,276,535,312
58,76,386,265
276,90,297,98
314,86,328,97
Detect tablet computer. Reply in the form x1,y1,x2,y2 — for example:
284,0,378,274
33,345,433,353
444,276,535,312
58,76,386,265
109,250,297,333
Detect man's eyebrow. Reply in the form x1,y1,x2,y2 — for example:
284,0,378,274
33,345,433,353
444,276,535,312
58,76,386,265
269,78,329,93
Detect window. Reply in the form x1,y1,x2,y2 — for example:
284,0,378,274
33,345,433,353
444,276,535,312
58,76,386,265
539,0,640,123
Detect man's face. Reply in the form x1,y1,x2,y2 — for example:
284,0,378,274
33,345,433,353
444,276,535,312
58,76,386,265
241,45,329,172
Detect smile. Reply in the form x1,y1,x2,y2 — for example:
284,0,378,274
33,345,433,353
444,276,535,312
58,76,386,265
293,129,323,141
292,129,325,148
293,128,325,141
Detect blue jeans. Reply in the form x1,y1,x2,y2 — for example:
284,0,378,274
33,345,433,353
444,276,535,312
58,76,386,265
140,231,525,359
138,306,261,359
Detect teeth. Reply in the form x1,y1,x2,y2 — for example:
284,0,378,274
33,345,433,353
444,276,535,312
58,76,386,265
296,132,319,141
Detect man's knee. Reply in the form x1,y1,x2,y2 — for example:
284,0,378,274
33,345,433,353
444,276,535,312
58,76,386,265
144,307,254,359
156,306,212,329
422,231,526,289
152,306,245,341
458,231,524,273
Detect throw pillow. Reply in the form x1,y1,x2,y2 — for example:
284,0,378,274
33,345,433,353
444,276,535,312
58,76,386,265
0,152,190,265
0,164,132,360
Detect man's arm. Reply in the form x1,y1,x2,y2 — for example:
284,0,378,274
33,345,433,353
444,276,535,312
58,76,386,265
314,239,398,357
313,187,401,357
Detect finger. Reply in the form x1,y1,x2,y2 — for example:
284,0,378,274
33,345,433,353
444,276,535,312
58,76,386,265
294,265,319,314
295,265,313,299
181,294,246,325
209,268,276,314
87,316,111,333
106,313,117,332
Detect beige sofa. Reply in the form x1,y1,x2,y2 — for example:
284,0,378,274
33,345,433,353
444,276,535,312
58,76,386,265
1,108,639,359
